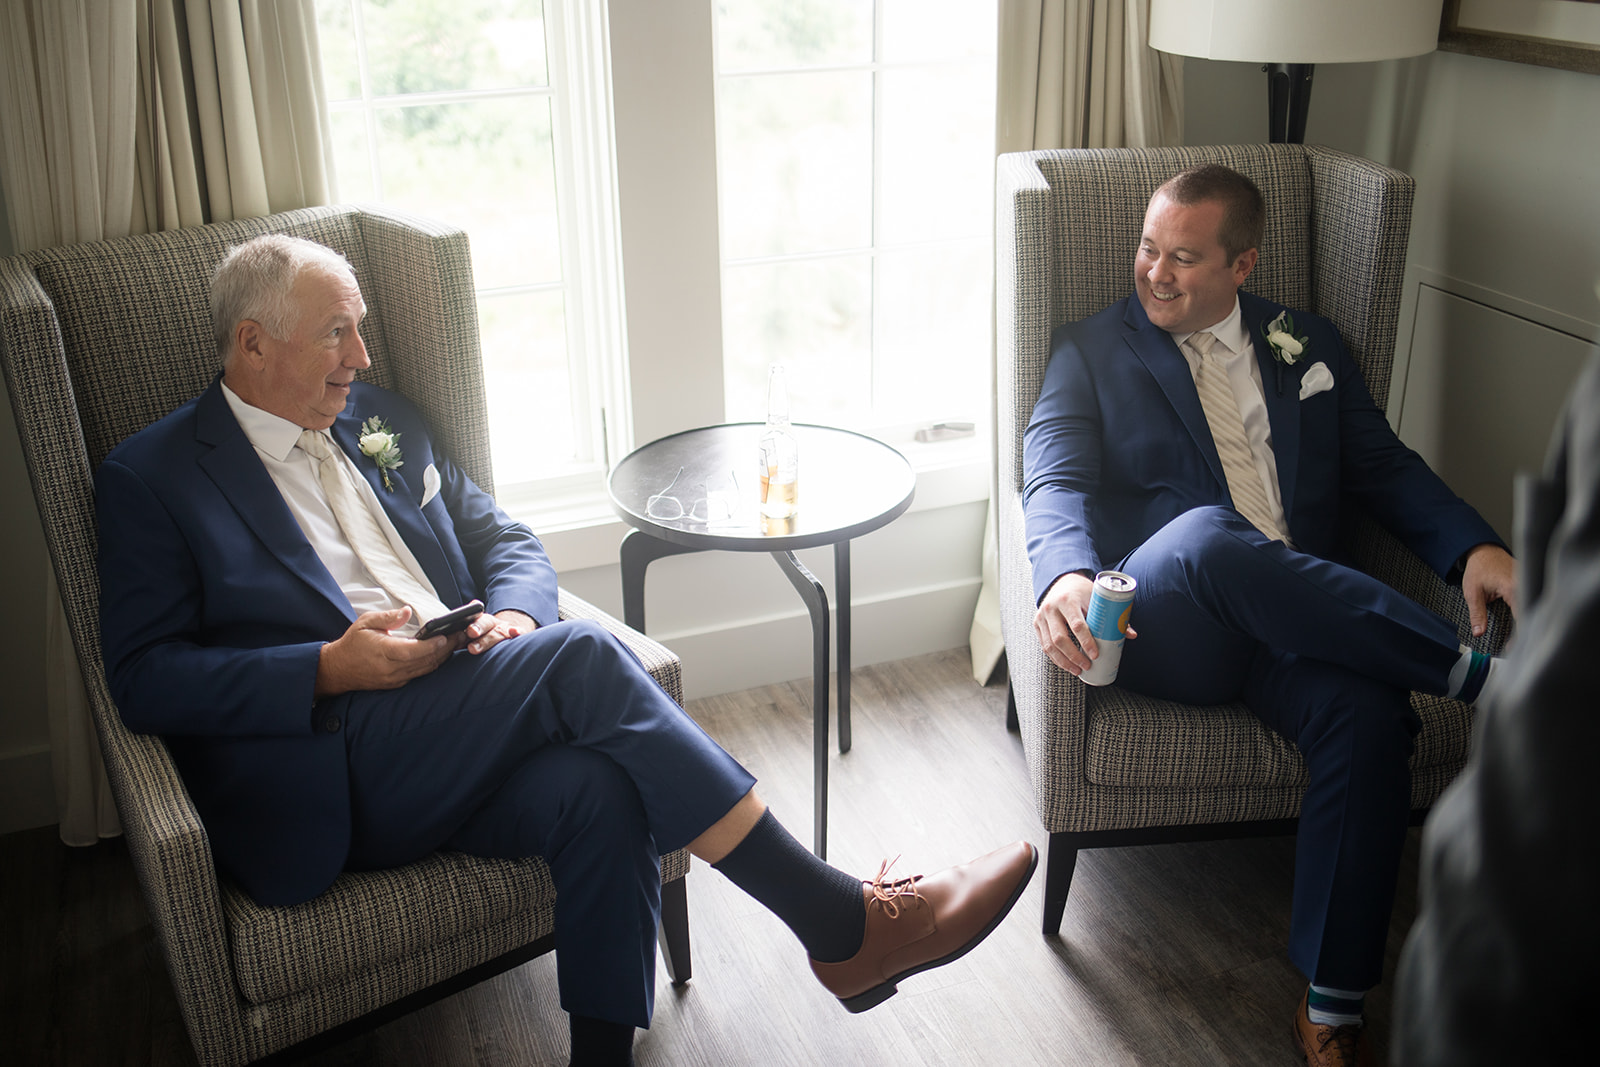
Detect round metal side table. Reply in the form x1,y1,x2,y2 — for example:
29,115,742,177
608,422,915,858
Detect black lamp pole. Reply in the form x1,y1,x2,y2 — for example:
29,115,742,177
1265,62,1315,144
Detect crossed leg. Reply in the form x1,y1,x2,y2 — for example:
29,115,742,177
1112,506,1436,986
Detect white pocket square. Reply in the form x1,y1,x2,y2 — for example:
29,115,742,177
1298,361,1334,400
420,463,442,506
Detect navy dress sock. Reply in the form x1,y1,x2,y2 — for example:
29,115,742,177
712,808,867,963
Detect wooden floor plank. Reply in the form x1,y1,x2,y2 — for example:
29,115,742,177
1,647,1422,1065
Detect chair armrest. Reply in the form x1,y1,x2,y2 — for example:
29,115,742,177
1345,513,1512,656
991,156,1093,834
996,483,1089,833
93,713,251,1066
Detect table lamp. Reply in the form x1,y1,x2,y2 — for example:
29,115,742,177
1148,0,1445,143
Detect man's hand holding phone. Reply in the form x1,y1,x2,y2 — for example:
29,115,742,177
316,606,455,698
315,600,534,699
415,599,484,640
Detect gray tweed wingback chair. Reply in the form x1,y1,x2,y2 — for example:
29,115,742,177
995,144,1512,936
0,205,692,1066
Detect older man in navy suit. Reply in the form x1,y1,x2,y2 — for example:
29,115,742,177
1023,164,1515,1067
96,234,1036,1066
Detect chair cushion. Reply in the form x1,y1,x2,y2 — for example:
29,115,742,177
223,852,557,1005
1083,685,1475,791
224,844,694,1005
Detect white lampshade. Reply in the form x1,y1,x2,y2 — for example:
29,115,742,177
1149,0,1445,64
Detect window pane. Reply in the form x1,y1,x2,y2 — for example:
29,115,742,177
358,0,548,95
327,110,377,201
315,0,362,99
718,71,873,260
873,242,990,425
881,0,997,64
315,0,601,489
715,0,873,72
878,64,996,246
715,0,997,438
480,289,575,480
363,97,561,288
722,257,872,426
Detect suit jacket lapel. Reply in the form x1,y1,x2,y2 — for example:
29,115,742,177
332,398,464,607
1241,293,1301,520
194,381,354,619
1122,298,1231,495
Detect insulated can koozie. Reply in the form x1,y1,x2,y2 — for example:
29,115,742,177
1079,570,1136,686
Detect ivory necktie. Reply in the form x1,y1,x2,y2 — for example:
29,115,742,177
1188,331,1282,540
298,429,451,625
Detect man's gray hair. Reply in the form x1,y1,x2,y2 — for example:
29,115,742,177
211,234,357,367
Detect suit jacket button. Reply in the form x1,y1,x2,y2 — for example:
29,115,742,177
323,716,341,733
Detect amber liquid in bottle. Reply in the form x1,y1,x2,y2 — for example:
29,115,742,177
758,364,798,520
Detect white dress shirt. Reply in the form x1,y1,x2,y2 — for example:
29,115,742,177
1170,299,1294,544
221,383,441,634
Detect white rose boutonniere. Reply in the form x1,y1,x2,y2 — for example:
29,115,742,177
1261,310,1311,395
358,415,403,491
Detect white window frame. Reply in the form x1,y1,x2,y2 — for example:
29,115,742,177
321,0,633,521
495,0,636,524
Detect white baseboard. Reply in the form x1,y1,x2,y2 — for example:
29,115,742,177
0,746,56,836
658,578,983,700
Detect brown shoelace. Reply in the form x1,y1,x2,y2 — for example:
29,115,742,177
866,856,926,919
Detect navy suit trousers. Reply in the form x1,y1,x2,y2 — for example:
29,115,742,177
1112,507,1464,989
334,618,756,1028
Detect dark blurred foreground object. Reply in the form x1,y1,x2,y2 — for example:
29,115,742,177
1393,347,1600,1064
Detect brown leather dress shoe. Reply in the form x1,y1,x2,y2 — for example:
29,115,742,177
809,840,1038,1013
1291,991,1374,1067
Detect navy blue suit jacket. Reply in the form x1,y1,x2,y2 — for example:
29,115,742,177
96,379,558,905
1022,290,1501,605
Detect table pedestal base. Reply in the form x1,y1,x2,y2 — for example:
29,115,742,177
619,528,852,859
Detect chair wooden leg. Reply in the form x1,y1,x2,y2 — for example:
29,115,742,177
657,877,692,984
1042,833,1078,936
1005,683,1019,732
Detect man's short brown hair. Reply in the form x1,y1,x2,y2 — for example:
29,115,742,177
1155,164,1264,265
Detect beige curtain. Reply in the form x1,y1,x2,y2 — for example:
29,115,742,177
0,0,332,846
970,0,1183,684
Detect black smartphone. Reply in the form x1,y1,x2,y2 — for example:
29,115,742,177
415,599,484,640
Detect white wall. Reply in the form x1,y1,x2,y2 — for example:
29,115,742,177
1184,50,1600,539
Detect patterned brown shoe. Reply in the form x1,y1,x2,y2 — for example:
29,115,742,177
1291,990,1375,1067
809,841,1037,1013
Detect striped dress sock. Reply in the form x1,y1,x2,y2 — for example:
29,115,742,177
1447,646,1496,703
1307,984,1365,1028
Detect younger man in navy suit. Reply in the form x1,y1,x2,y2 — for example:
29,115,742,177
95,234,1036,1065
1023,164,1515,1067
